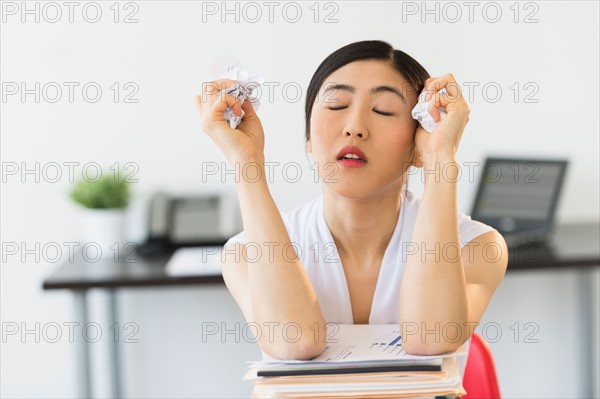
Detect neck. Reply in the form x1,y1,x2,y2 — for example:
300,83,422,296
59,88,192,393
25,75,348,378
322,182,405,270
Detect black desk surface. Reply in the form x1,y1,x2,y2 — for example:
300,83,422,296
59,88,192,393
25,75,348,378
43,223,599,290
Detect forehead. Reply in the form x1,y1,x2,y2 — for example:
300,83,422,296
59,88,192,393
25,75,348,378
320,60,414,99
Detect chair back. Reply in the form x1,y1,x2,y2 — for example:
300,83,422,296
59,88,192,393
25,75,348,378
463,333,502,399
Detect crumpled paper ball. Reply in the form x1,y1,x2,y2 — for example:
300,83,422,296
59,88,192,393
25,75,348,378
411,87,448,133
209,55,264,129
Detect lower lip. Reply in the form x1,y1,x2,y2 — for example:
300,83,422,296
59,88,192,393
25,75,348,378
337,159,367,168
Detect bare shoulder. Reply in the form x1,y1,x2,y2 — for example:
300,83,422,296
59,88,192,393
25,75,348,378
461,230,508,324
461,230,508,285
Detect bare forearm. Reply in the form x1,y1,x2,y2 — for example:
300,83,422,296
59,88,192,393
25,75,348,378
234,158,327,358
400,156,469,354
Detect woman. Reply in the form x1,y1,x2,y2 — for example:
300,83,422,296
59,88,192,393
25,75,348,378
195,40,508,362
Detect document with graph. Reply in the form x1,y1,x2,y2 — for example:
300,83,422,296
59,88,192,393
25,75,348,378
248,324,467,366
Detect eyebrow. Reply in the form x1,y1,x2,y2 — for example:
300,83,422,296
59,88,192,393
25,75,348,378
323,83,407,103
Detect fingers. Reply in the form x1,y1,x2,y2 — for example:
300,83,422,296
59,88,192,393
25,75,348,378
240,97,256,117
424,73,462,102
200,79,238,111
427,100,442,123
197,79,243,122
211,92,241,117
423,73,470,117
196,79,258,135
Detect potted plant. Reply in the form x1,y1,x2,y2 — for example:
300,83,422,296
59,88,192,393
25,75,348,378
70,170,131,261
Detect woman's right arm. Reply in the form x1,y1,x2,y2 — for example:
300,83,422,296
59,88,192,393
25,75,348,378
225,159,327,360
195,80,327,360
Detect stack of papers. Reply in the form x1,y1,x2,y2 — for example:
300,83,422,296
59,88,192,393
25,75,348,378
244,324,467,398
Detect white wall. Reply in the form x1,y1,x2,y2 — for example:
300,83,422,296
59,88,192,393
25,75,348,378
1,1,599,398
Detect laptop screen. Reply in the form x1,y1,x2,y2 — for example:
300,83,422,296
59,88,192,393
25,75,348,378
471,158,568,234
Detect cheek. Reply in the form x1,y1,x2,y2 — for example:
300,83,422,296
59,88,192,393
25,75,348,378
311,108,336,131
398,127,416,149
379,125,417,167
309,113,336,154
398,119,418,148
386,121,416,147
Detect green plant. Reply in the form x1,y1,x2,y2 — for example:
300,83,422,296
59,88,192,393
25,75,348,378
70,171,130,209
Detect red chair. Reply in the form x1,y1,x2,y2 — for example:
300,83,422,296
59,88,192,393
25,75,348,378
463,333,502,399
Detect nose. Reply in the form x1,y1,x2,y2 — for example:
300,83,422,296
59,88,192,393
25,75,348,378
344,111,369,139
345,129,365,138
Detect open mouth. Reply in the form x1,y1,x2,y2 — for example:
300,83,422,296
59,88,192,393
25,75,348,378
337,156,367,167
336,145,368,166
338,153,366,161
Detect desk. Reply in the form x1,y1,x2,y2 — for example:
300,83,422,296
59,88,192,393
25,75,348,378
43,223,599,398
42,241,225,399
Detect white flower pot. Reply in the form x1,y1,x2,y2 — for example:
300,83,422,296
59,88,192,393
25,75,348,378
80,208,126,262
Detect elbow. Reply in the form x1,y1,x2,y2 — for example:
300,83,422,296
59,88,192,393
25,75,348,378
260,318,329,360
291,340,327,360
403,340,462,356
261,339,326,361
403,342,448,356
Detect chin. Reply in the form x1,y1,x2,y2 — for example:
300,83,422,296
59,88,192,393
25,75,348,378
325,175,405,199
324,180,377,200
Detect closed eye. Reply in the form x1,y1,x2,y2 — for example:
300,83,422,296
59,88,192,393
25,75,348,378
327,106,395,116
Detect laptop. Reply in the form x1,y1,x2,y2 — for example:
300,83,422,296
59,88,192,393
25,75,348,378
470,157,569,248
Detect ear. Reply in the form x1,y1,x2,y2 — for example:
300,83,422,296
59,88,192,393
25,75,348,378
306,140,312,153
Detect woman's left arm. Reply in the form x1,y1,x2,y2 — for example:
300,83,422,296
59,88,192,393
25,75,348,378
399,74,509,356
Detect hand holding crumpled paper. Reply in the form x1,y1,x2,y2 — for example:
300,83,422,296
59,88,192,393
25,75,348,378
411,87,448,133
209,55,264,130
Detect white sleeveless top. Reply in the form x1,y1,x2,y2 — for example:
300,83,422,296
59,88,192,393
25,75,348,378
225,190,496,375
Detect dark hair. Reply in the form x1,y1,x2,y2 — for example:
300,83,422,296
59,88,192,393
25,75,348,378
304,40,430,197
304,40,431,143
